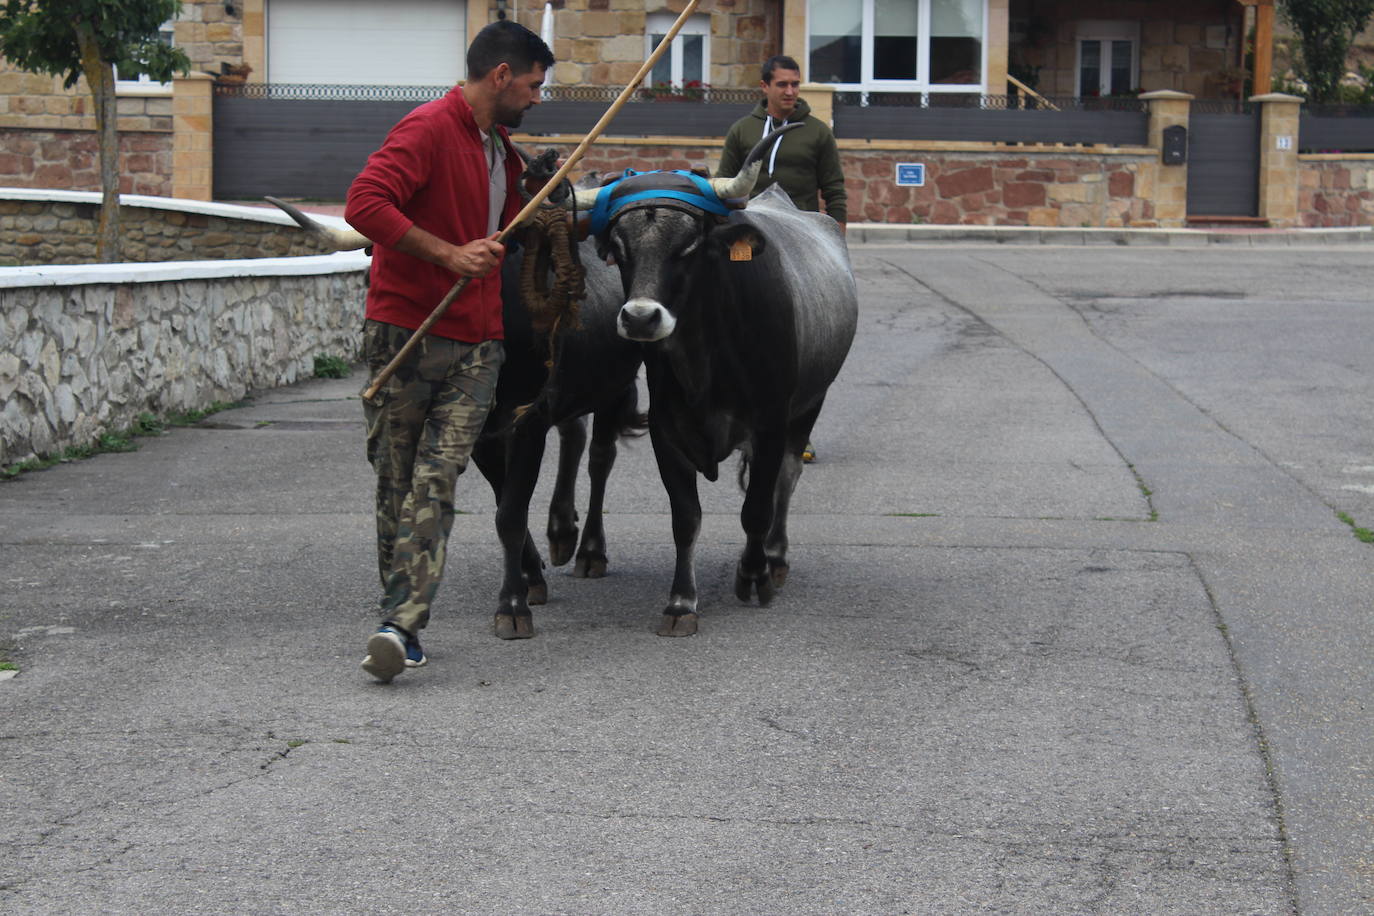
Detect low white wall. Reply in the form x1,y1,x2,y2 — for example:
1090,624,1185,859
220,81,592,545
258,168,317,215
0,192,369,465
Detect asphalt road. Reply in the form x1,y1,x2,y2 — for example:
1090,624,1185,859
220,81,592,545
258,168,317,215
2,243,1370,915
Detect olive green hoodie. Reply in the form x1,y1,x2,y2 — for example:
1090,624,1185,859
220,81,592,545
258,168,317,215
717,98,847,223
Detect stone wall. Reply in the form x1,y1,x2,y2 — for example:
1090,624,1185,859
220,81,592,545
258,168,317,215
0,267,366,466
842,149,1156,227
0,129,173,197
525,137,1159,228
1299,157,1374,227
0,198,338,266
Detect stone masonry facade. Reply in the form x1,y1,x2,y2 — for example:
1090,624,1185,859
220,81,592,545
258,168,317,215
1298,158,1374,228
843,150,1156,227
0,128,173,197
0,269,366,466
1011,0,1242,98
527,139,1159,228
544,0,777,90
0,198,337,266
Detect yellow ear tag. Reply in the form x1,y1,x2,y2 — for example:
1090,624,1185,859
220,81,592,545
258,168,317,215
729,238,752,262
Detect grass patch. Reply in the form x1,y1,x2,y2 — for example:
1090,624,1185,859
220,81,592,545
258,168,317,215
1126,463,1160,522
1,401,245,481
313,354,352,379
1337,512,1374,544
0,661,17,672
286,739,308,749
885,512,941,518
164,400,245,427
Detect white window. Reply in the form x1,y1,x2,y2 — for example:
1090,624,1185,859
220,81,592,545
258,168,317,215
645,13,711,89
1075,21,1139,98
807,0,986,93
115,18,176,94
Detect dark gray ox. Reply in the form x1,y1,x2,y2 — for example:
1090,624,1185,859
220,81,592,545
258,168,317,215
561,131,859,635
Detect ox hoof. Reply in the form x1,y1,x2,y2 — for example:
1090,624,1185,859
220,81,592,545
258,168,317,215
548,533,577,568
527,582,548,606
657,613,699,637
494,612,536,640
574,554,608,579
735,567,776,607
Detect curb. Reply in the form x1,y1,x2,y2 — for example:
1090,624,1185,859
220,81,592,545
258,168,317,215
848,223,1374,246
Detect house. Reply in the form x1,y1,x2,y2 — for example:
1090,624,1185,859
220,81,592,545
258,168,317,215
8,0,1370,230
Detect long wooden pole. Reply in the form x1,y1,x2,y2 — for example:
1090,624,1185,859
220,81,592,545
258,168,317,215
362,0,702,402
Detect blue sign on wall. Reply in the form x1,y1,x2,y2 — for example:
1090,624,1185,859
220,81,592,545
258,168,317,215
895,163,926,187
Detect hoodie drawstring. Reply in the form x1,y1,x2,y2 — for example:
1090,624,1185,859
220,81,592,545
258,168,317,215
764,114,785,176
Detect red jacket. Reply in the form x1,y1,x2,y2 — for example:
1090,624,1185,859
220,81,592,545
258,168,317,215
345,87,523,342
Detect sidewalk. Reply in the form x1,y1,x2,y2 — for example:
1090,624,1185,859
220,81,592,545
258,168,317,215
850,221,1374,246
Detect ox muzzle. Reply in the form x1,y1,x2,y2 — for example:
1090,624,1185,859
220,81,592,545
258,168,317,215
617,297,676,342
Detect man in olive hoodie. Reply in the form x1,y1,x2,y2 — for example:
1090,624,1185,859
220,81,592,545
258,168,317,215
719,55,846,462
717,55,847,233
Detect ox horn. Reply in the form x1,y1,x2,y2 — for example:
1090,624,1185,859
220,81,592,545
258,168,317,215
265,196,371,251
709,122,805,204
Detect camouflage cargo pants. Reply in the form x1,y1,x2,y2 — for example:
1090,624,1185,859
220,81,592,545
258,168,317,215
362,319,504,635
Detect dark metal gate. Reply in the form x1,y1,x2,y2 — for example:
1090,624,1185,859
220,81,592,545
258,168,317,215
212,84,756,201
1186,103,1261,218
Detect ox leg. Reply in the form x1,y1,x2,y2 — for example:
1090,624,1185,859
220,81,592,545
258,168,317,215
493,420,551,639
651,421,702,636
547,417,587,567
573,395,627,579
473,434,548,606
766,402,825,589
735,427,787,607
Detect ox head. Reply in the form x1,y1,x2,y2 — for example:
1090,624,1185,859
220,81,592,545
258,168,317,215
561,124,800,343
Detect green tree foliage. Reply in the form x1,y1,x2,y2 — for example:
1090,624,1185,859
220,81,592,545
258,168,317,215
0,1,190,261
1280,0,1374,103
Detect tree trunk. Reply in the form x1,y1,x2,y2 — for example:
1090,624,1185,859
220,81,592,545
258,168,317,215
75,22,120,263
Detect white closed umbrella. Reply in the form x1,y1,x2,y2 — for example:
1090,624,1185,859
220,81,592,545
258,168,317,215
541,2,554,48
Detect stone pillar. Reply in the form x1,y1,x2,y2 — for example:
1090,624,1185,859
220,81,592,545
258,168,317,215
1253,92,1303,228
172,72,215,201
783,0,806,74
986,0,1009,93
1140,89,1192,227
802,83,835,127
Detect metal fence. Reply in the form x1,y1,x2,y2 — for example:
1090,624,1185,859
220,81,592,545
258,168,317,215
832,93,1149,146
212,83,759,198
211,84,1161,199
1300,104,1374,153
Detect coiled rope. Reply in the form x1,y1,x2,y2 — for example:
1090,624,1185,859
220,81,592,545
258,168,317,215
518,205,587,367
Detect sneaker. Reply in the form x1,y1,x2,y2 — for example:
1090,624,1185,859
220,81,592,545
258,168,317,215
802,442,816,463
361,624,426,682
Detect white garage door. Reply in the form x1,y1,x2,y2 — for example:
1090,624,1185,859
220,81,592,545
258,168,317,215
268,0,467,86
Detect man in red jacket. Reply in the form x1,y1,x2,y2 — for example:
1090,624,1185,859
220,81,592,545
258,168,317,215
346,21,553,683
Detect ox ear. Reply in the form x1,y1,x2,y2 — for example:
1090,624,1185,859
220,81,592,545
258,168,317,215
713,223,766,261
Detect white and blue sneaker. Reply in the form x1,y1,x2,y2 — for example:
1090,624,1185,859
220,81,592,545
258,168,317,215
361,624,427,683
